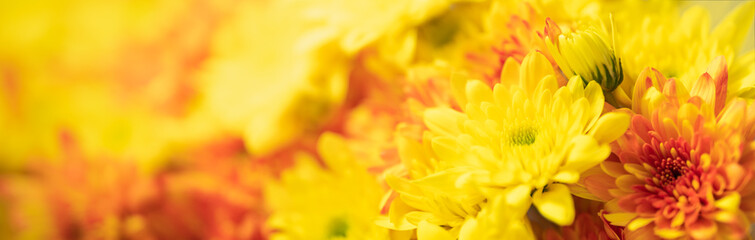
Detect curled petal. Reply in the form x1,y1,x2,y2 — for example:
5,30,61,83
533,183,575,226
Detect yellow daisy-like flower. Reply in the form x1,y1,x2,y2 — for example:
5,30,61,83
383,51,630,238
265,133,387,240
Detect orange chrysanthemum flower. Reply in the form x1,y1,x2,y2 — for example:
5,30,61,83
584,57,755,239
0,131,160,239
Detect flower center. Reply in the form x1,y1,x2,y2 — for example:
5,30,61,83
654,155,689,186
643,138,692,186
327,217,349,237
509,125,537,146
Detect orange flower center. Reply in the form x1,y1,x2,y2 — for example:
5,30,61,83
642,137,693,187
654,155,689,186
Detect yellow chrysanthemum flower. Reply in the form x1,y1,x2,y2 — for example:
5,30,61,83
265,133,387,240
382,51,630,238
200,0,486,156
611,1,755,100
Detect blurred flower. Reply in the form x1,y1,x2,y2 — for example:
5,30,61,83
0,131,160,240
611,1,755,100
199,0,485,157
141,136,272,240
265,133,387,239
1,133,274,240
0,0,237,170
584,58,755,239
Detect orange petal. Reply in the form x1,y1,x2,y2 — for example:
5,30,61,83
544,18,562,45
625,224,655,239
616,175,644,192
717,99,746,131
601,159,628,177
585,173,616,201
689,73,716,111
687,218,717,239
632,69,652,113
661,78,688,107
617,193,644,212
627,217,654,231
629,115,653,144
632,68,667,113
722,163,747,190
705,56,728,115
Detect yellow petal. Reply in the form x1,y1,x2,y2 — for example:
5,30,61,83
615,175,642,192
705,56,728,114
375,215,416,231
499,57,521,87
632,68,667,113
567,75,585,99
386,175,422,200
520,51,554,94
641,87,665,117
679,6,710,40
671,211,684,227
588,112,630,144
533,183,575,226
451,72,470,109
624,163,651,179
688,218,717,239
493,84,511,109
690,73,716,108
603,212,636,226
431,136,461,163
654,228,686,239
418,220,455,240
583,81,605,129
563,135,611,173
424,108,465,136
714,211,737,223
405,211,434,225
717,99,746,130
627,217,653,231
714,192,740,212
467,80,494,106
534,75,560,96
505,184,533,208
552,171,580,183
600,161,627,178
458,217,479,240
317,132,354,169
389,196,416,229
712,1,755,52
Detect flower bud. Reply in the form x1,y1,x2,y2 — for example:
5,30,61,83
544,18,623,92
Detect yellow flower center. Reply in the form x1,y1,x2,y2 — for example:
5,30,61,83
327,217,349,237
508,125,538,146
